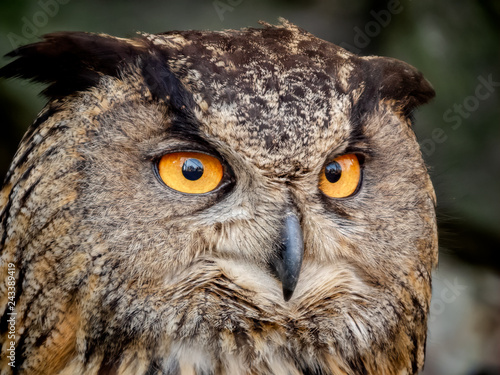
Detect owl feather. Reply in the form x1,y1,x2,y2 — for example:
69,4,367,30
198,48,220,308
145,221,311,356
0,20,437,375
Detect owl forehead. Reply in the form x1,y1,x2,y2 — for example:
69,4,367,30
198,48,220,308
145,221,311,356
148,28,358,171
196,74,353,173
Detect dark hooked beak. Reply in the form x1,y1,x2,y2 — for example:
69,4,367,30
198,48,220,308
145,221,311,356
270,212,304,302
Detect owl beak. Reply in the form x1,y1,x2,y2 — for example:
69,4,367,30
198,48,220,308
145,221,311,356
271,212,304,302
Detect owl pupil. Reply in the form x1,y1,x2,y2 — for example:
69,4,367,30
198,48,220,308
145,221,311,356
325,162,342,183
182,158,204,180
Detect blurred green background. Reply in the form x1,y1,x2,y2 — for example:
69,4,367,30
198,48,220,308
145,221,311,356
1,1,499,374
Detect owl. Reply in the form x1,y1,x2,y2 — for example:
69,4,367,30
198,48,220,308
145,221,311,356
0,20,437,375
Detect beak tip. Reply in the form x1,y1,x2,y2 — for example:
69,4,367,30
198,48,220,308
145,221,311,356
283,287,294,302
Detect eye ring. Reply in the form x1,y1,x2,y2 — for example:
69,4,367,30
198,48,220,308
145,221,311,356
156,152,225,195
319,154,362,199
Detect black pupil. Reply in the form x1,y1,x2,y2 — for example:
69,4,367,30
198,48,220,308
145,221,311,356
182,158,204,181
325,161,342,183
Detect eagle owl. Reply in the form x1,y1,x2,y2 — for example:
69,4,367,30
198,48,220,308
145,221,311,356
0,20,437,375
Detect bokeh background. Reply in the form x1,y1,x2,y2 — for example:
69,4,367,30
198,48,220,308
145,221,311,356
0,1,499,374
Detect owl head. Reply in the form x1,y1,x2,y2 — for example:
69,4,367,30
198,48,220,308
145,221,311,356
0,20,437,375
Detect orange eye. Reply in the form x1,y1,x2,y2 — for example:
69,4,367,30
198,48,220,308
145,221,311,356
319,154,361,198
158,152,224,194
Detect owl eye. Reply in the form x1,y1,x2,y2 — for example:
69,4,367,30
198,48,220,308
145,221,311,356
319,154,361,198
158,152,224,194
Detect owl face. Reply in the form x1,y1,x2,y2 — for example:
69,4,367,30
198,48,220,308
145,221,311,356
0,21,437,375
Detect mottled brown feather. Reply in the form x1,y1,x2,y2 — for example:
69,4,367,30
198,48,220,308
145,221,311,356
0,20,436,375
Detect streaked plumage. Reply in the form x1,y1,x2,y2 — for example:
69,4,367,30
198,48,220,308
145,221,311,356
0,20,437,375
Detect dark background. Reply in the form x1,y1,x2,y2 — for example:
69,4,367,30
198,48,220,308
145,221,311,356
1,1,499,374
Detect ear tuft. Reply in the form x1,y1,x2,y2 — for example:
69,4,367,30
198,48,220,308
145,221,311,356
0,32,146,99
364,56,435,117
